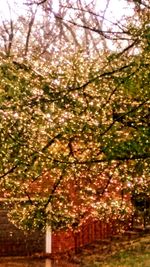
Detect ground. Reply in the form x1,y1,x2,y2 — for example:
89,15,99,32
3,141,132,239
0,230,150,267
69,229,150,266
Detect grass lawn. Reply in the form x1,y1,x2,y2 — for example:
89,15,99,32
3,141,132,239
97,250,150,267
73,234,150,267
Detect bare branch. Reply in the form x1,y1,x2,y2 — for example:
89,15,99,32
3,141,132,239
1,19,14,56
53,13,132,41
24,0,47,5
24,9,37,56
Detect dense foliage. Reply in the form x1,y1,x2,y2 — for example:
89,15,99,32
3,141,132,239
0,0,149,231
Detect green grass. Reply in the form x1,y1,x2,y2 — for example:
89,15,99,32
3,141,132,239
79,235,150,267
100,250,150,267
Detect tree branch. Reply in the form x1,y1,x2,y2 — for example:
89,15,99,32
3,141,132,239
24,10,37,56
52,152,150,165
44,169,66,209
0,165,18,179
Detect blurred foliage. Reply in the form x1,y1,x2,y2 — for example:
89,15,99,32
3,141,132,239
0,0,149,231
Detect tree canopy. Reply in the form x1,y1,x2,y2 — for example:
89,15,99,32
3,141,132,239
0,0,149,231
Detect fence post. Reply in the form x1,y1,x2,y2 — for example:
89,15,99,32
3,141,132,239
45,259,52,267
46,203,52,254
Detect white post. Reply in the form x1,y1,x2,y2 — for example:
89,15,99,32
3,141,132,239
45,258,52,267
46,203,52,254
46,224,52,254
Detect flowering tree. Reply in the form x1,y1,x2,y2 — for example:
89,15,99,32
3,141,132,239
0,0,149,230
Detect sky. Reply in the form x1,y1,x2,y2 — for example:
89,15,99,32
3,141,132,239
0,0,134,21
0,0,134,54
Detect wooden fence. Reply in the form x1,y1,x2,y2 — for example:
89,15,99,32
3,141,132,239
52,218,129,253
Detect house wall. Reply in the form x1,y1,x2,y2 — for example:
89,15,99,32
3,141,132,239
0,208,45,256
